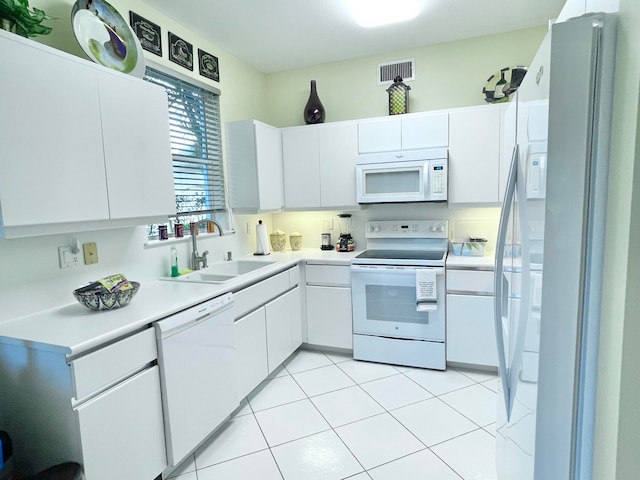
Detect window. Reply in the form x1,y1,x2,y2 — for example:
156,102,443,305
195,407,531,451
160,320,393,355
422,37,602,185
144,66,231,237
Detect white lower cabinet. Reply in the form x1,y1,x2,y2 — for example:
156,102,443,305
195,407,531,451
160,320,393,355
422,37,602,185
446,294,498,367
234,308,269,401
306,286,353,349
266,287,302,373
76,367,167,480
446,268,497,367
305,264,352,350
233,266,301,398
0,328,167,479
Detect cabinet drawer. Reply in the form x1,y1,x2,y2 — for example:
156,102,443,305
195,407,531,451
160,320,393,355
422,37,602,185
447,270,494,295
71,329,157,401
75,366,167,479
306,264,351,286
234,269,290,319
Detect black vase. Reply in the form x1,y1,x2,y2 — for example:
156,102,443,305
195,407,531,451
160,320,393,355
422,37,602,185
304,80,325,124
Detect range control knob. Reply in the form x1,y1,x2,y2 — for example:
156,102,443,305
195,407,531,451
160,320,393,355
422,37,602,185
429,225,438,232
368,225,375,233
374,226,382,233
438,225,445,232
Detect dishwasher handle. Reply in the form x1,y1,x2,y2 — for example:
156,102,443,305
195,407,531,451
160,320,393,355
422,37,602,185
156,292,233,339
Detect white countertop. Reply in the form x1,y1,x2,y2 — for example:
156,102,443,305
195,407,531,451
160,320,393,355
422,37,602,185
446,252,496,269
0,249,357,357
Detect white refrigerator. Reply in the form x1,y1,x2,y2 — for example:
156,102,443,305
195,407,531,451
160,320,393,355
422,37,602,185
494,12,617,480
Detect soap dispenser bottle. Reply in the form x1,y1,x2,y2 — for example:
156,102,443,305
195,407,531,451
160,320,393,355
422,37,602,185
170,246,179,277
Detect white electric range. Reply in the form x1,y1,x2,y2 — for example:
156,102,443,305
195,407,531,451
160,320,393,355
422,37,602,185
351,220,448,370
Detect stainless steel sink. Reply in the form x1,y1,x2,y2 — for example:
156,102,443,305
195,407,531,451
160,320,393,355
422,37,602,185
164,260,276,284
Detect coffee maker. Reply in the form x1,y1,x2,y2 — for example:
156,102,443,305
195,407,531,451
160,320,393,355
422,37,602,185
336,213,356,252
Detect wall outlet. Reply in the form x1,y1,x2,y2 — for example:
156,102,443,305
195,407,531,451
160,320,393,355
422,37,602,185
58,246,81,269
83,242,98,265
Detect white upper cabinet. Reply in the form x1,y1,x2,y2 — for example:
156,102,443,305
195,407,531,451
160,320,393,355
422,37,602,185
226,119,284,213
448,105,502,204
401,113,449,150
357,117,402,153
282,121,359,209
357,112,448,153
0,30,175,238
0,32,109,232
319,122,359,207
282,126,321,209
98,72,175,221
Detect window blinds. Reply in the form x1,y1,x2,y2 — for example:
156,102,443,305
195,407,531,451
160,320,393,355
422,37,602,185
144,67,226,215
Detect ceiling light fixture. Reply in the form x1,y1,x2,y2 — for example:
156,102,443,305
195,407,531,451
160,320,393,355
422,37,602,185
346,0,422,28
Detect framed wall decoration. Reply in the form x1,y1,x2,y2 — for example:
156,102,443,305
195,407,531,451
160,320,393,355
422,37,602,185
168,32,193,71
129,11,162,57
198,48,220,82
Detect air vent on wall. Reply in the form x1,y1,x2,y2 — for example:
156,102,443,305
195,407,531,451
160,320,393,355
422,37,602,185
378,59,415,85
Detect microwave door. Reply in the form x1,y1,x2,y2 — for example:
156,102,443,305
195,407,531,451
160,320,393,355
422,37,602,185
356,161,428,203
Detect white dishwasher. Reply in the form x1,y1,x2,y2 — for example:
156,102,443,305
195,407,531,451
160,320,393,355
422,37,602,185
155,292,237,466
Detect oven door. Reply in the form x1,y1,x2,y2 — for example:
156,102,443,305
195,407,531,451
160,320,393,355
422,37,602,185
351,264,445,341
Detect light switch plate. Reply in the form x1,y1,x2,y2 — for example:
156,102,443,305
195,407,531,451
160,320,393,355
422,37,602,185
83,242,98,265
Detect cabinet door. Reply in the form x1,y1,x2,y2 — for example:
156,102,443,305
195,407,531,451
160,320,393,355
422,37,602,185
98,73,175,220
449,106,501,204
319,123,359,207
289,287,303,350
0,36,109,227
306,285,353,349
282,126,321,208
255,121,284,211
265,288,297,373
234,308,268,400
358,117,401,153
446,294,498,367
401,112,449,150
76,367,167,480
227,120,283,213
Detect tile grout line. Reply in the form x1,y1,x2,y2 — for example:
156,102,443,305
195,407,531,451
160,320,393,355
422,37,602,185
287,360,370,479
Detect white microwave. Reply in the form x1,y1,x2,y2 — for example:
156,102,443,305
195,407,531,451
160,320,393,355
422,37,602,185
356,148,448,204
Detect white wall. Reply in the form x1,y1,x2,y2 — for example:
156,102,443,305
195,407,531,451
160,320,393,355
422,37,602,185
265,27,547,127
271,205,500,254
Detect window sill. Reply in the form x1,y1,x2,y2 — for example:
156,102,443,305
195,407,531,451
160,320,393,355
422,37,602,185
144,230,234,249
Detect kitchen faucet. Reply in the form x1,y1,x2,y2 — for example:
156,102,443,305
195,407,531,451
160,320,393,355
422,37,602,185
190,219,224,270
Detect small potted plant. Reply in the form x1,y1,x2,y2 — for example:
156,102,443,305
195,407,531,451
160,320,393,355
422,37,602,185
0,0,53,37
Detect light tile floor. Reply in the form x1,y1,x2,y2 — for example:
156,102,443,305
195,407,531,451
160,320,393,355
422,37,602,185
167,349,498,480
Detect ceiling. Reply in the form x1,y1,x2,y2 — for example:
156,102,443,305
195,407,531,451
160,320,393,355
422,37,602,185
143,0,566,74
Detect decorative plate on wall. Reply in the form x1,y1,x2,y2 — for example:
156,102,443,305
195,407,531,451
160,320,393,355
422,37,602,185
483,65,527,104
71,0,145,78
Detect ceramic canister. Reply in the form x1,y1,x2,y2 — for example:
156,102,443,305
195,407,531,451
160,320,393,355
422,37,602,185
289,232,302,251
270,229,286,252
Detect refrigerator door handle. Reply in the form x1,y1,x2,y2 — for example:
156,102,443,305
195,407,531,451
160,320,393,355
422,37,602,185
494,144,519,420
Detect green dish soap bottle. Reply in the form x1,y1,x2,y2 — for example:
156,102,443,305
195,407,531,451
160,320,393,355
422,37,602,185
170,246,179,277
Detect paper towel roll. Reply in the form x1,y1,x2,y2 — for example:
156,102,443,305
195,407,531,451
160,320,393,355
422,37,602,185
255,221,270,255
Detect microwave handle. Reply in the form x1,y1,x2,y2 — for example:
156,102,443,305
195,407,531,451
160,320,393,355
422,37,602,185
423,161,431,198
